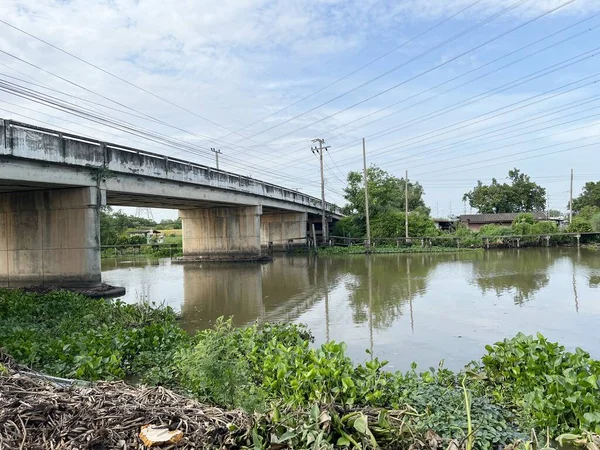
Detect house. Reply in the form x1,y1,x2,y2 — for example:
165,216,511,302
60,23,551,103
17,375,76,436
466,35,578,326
433,218,457,232
458,212,552,232
127,229,164,243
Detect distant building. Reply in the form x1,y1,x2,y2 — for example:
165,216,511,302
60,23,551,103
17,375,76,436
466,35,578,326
458,212,553,232
128,229,164,243
433,218,457,232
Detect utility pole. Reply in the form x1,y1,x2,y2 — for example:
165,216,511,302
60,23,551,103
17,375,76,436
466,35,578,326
569,168,574,223
362,138,371,252
311,139,330,245
210,148,221,170
405,169,409,239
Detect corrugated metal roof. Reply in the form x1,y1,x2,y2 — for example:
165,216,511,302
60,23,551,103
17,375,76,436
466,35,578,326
458,212,548,224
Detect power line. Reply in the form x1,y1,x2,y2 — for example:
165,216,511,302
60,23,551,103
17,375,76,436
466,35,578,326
212,0,486,142
321,46,600,169
414,139,600,178
251,0,572,150
366,108,600,174
230,0,536,144
0,17,258,142
0,83,320,187
0,49,314,171
306,13,600,157
322,71,600,171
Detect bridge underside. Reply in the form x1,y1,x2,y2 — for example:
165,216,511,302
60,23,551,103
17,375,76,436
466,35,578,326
0,177,329,288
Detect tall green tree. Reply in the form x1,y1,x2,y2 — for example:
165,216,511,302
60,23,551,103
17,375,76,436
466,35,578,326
343,166,429,217
335,166,433,238
571,181,600,212
462,168,546,213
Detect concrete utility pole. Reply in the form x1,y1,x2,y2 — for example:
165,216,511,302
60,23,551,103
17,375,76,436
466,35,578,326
210,148,221,170
311,138,330,245
569,168,574,223
362,138,371,252
405,169,409,239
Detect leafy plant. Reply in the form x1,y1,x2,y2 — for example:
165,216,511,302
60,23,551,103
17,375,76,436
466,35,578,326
0,289,187,382
473,333,600,436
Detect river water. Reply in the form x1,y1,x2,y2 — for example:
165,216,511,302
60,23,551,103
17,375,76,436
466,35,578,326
101,248,600,371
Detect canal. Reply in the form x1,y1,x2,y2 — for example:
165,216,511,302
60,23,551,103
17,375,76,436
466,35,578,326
102,248,600,371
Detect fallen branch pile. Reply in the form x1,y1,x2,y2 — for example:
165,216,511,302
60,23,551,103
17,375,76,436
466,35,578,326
0,354,250,449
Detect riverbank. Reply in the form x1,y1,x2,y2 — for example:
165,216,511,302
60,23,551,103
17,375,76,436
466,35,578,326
2,289,600,449
318,245,482,255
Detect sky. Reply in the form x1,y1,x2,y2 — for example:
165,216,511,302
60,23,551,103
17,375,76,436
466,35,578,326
1,0,600,221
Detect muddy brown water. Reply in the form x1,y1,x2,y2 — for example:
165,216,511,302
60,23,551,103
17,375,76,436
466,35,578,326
102,248,600,371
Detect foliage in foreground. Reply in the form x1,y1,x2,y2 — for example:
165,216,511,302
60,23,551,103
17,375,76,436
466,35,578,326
0,289,187,382
2,290,600,449
178,318,519,449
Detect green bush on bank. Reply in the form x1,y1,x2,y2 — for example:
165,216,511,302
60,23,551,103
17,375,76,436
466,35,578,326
2,290,600,448
318,245,480,255
0,290,188,382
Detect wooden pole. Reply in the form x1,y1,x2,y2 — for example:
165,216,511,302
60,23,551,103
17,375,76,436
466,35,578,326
569,168,574,224
405,169,409,239
362,138,371,253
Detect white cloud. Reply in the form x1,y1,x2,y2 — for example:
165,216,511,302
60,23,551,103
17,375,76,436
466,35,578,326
0,0,599,218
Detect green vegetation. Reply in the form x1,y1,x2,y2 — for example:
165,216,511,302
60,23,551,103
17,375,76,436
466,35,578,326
319,245,480,255
100,207,181,246
330,166,600,255
463,169,547,214
334,165,435,239
571,181,600,213
0,289,187,383
2,289,600,449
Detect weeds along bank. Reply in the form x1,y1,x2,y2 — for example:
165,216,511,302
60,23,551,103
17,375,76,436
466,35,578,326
1,289,600,449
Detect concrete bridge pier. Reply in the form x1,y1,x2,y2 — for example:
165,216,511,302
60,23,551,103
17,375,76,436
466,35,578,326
179,206,263,259
0,187,102,287
261,212,308,251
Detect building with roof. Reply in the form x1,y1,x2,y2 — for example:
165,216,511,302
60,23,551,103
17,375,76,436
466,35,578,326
458,212,553,232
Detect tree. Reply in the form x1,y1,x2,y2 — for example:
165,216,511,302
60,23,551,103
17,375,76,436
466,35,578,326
567,217,592,233
548,209,562,218
462,168,546,213
571,181,600,212
371,211,438,238
343,166,429,218
511,213,535,235
99,208,158,245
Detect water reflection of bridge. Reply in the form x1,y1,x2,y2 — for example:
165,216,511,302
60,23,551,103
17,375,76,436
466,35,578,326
180,257,344,332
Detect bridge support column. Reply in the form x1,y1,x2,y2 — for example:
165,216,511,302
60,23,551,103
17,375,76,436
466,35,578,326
0,187,102,287
261,212,308,251
180,205,262,259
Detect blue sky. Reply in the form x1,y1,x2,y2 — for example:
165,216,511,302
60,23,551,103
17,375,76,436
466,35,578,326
1,0,600,220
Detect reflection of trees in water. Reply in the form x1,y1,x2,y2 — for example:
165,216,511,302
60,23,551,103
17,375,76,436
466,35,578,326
570,250,600,288
470,249,560,305
329,253,476,330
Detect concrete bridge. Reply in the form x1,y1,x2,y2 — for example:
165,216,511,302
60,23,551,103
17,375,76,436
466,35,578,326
0,118,342,287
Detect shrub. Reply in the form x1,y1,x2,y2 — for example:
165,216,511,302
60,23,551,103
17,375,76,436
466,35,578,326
590,213,600,232
531,221,558,234
0,290,188,382
568,217,593,233
512,213,536,225
474,333,600,435
478,225,512,236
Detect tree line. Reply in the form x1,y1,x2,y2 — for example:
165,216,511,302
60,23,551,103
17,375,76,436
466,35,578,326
100,207,181,246
333,166,600,240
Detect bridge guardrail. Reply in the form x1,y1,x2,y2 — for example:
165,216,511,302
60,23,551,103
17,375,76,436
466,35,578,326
2,118,343,215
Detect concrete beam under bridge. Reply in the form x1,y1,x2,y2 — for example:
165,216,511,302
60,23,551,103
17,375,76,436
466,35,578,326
179,206,263,259
261,212,308,251
0,187,102,287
